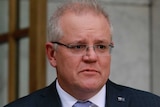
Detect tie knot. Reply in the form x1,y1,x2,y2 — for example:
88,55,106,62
73,101,98,107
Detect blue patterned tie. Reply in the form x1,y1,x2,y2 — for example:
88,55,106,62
73,101,98,107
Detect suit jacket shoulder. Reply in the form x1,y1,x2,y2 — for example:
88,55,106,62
106,80,160,107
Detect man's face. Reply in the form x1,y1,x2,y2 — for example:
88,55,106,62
49,12,112,99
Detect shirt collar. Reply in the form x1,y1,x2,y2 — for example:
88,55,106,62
89,84,106,107
56,80,77,107
56,80,106,107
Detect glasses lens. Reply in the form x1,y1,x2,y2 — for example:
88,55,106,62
68,44,112,56
52,42,113,56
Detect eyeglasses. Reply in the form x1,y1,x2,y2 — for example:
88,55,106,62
51,41,114,56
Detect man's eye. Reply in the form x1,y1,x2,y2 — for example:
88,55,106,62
70,45,86,49
96,45,107,49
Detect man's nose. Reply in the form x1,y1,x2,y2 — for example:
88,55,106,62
82,46,98,62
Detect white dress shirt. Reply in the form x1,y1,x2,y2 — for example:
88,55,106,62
56,80,106,107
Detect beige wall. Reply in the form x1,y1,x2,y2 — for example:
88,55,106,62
152,0,160,95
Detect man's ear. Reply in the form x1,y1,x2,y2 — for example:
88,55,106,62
46,42,57,67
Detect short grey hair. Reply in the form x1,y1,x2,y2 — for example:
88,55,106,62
47,0,112,42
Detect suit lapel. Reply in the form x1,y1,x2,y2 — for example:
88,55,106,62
37,80,130,107
37,80,62,107
105,80,130,107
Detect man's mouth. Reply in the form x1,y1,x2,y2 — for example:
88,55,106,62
80,69,99,75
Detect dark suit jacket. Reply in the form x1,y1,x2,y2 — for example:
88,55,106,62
4,80,160,107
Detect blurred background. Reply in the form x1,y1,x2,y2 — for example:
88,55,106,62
0,0,160,106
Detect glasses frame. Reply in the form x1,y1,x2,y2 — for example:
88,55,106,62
51,41,114,55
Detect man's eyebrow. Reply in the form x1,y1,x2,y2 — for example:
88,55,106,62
65,39,111,44
67,40,87,44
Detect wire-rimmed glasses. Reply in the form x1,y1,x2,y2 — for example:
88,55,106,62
51,41,114,56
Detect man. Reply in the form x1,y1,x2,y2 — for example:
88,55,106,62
5,0,160,107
